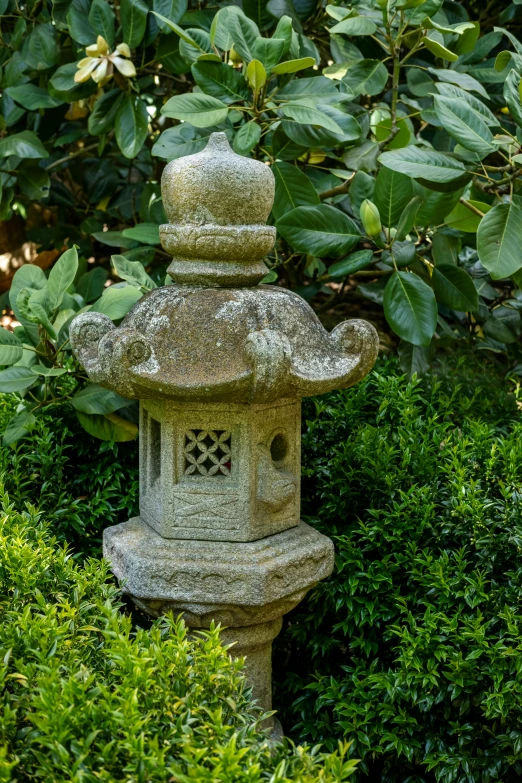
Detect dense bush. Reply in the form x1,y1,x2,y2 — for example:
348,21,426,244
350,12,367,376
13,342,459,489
0,481,358,781
0,393,139,553
274,355,522,782
4,0,522,381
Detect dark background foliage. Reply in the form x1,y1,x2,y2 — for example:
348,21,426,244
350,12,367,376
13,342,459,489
274,353,522,782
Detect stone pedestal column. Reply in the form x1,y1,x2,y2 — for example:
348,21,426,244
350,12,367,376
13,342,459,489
70,132,379,727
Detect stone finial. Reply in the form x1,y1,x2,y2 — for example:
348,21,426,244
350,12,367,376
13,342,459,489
160,132,276,287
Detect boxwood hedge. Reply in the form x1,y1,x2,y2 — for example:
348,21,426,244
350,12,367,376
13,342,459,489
275,355,522,782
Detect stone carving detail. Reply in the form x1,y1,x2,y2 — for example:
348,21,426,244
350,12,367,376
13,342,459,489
70,131,380,730
256,443,297,512
184,430,232,476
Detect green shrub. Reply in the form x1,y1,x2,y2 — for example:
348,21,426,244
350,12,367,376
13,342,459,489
0,393,139,553
0,484,358,782
275,355,522,782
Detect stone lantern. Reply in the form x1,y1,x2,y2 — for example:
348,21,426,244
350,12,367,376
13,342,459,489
70,132,378,728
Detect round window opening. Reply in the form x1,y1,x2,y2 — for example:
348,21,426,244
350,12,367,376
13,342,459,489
270,433,288,464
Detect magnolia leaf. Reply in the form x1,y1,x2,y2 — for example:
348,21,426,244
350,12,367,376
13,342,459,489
328,249,374,278
272,57,315,74
330,17,377,36
432,264,478,311
92,285,143,320
272,161,319,221
72,383,132,414
373,167,414,228
379,147,470,187
246,59,266,90
161,93,229,128
0,329,23,366
383,271,437,347
433,96,496,158
76,411,138,441
47,247,78,311
477,202,522,280
276,204,360,257
0,366,37,393
121,224,160,245
233,121,261,156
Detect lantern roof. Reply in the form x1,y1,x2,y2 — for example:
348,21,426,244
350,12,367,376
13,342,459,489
70,132,379,403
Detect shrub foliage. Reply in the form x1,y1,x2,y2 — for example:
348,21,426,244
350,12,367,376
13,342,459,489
0,481,357,781
275,356,522,782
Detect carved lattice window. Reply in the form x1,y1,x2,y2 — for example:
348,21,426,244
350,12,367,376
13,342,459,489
184,430,232,477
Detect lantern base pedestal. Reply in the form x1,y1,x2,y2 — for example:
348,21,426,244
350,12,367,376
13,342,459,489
103,516,334,716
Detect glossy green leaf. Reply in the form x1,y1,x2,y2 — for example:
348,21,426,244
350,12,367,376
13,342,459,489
349,171,374,213
122,224,160,245
433,96,496,158
432,231,461,266
115,95,149,159
477,202,522,280
111,254,157,290
504,69,522,127
429,67,489,99
17,165,50,201
151,12,205,49
383,271,437,346
246,59,267,90
72,383,131,414
272,57,315,74
328,249,374,278
445,200,491,232
453,21,480,56
76,411,138,441
415,187,463,226
4,85,63,110
282,103,344,134
76,268,109,303
210,6,243,50
191,62,250,104
342,59,388,97
152,125,232,161
252,37,286,71
48,247,79,311
0,131,48,160
229,11,260,62
276,204,360,257
66,0,95,45
30,364,67,377
88,90,125,136
9,271,44,346
395,196,423,240
92,285,143,320
233,121,261,156
0,366,37,393
379,147,469,185
330,17,377,36
22,23,59,70
0,329,23,366
88,0,116,47
121,0,148,47
435,83,498,128
373,167,414,228
421,35,458,62
432,264,478,311
161,93,228,128
153,0,187,31
272,162,319,221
